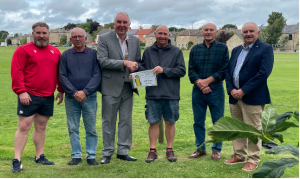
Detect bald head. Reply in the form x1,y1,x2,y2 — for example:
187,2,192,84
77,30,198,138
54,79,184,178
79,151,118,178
156,25,170,34
202,23,218,44
242,22,259,31
71,27,86,37
202,23,217,31
154,25,170,48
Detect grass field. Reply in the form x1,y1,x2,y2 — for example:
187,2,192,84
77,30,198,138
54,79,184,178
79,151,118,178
0,46,298,178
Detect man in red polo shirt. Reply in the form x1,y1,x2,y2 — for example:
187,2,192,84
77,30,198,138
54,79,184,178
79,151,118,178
10,22,64,173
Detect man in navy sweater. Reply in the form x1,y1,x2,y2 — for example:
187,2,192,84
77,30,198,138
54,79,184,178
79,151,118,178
59,28,101,165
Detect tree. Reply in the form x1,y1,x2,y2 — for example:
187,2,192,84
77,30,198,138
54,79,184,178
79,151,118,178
259,29,269,43
187,41,194,50
198,25,204,30
216,31,230,44
278,35,289,50
92,26,103,42
90,22,101,33
221,24,237,29
7,38,11,45
14,33,19,38
178,28,186,32
104,22,114,29
64,23,76,30
169,27,178,32
20,38,27,45
60,34,67,45
77,22,91,35
265,12,286,45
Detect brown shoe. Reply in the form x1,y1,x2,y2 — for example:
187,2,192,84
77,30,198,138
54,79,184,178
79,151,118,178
211,151,221,160
189,151,207,158
242,162,258,171
224,155,246,164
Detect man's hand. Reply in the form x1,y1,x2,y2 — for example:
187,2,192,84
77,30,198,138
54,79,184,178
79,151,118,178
55,92,64,105
235,89,245,100
153,66,163,75
19,92,32,106
129,74,132,80
74,91,87,103
202,86,212,94
124,60,138,72
195,77,214,90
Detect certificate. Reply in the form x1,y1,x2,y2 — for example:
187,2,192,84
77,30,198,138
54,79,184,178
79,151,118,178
131,70,157,89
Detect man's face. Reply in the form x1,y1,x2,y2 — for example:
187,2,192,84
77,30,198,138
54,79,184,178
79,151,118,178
154,26,170,47
242,23,260,45
70,29,87,49
32,26,50,48
113,13,130,37
202,23,217,42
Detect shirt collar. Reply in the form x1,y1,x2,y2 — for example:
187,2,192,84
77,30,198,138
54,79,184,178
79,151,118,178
242,41,255,51
202,40,216,48
116,33,129,42
72,46,88,54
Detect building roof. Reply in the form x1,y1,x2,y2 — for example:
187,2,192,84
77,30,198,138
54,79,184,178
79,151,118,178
127,30,138,35
177,29,202,36
97,29,114,35
135,28,154,35
259,24,299,34
50,28,70,33
86,32,92,37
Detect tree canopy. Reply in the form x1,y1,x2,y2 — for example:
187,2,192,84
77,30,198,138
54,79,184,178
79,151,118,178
265,12,286,45
221,24,237,30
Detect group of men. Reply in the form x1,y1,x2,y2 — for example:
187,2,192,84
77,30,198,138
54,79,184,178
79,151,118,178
10,11,273,173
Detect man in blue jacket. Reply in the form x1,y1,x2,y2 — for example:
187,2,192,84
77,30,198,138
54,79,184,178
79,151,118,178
224,22,274,171
59,28,101,165
137,25,186,163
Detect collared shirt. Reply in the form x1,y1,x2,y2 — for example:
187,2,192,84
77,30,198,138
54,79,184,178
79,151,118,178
72,46,88,54
116,33,129,57
233,43,254,88
188,40,229,83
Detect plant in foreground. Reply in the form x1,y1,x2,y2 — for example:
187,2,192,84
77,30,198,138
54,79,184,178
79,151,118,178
196,106,299,178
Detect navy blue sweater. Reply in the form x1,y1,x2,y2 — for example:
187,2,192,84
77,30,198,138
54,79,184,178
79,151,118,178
59,47,101,98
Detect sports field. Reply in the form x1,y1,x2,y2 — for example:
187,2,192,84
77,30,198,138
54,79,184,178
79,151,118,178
0,46,298,178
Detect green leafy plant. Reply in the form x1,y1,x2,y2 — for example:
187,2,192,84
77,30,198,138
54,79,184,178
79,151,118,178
196,106,299,178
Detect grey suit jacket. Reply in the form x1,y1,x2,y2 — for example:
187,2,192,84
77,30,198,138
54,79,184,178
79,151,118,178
97,30,141,97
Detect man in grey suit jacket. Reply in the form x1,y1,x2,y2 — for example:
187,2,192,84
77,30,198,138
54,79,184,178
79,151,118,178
97,12,141,164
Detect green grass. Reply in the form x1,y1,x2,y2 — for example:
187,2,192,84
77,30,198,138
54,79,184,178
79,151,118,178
0,46,298,178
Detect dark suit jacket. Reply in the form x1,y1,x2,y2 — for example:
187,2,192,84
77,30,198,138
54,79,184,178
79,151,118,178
225,39,274,105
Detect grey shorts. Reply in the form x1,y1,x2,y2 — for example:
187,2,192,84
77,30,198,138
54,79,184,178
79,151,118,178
145,99,179,124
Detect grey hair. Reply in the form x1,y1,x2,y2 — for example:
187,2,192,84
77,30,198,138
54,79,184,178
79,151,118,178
202,23,217,31
70,27,86,36
114,12,131,24
242,22,260,32
32,22,49,31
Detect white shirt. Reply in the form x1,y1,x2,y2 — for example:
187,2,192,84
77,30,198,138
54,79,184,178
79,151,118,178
116,33,129,57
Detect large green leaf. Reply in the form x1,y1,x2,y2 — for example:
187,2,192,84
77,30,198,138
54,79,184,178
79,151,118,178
207,117,262,144
261,106,277,134
265,145,299,158
268,121,299,134
276,112,293,123
293,111,299,122
252,158,299,178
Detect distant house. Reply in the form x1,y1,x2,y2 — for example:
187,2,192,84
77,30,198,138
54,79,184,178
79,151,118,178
127,29,139,36
145,32,176,47
49,28,71,44
11,34,33,45
95,28,114,43
134,25,155,42
226,32,243,52
176,29,203,49
86,32,93,44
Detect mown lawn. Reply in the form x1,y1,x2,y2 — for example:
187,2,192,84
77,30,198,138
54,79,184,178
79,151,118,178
0,46,298,178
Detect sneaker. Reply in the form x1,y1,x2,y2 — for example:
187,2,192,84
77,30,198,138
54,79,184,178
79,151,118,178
68,158,81,165
87,159,99,165
166,149,177,162
12,159,22,173
35,154,55,165
224,155,246,165
145,150,158,163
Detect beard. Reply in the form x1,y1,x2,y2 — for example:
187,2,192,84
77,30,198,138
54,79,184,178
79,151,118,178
33,38,49,48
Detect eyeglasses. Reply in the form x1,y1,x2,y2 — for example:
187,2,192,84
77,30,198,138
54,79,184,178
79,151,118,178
71,35,84,39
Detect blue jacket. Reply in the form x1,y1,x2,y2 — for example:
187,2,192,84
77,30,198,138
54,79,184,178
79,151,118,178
225,39,274,105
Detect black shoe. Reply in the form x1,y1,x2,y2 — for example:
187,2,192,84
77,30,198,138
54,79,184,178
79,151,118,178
68,158,81,165
35,154,55,165
12,159,22,173
145,150,158,163
166,149,177,162
101,156,111,164
87,159,99,165
117,154,137,161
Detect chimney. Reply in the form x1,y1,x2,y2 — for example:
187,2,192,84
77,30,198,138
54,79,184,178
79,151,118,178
151,25,155,31
139,26,143,30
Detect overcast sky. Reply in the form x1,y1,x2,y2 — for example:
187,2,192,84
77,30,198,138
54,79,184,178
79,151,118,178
1,0,299,35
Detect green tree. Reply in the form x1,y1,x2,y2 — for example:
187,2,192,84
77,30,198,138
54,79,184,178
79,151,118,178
169,27,178,32
259,29,270,43
92,26,103,42
60,34,67,45
265,12,286,45
278,35,289,50
20,38,27,45
187,41,194,50
104,22,114,29
7,38,11,45
221,24,237,29
14,33,19,38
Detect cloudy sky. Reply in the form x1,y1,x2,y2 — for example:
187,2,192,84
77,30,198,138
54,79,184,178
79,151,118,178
0,0,299,35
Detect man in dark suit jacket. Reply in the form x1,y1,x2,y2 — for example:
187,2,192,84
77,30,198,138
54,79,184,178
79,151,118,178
97,12,141,164
224,22,274,172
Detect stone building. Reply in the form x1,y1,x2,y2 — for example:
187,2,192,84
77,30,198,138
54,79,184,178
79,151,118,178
226,32,243,52
135,25,155,42
176,29,203,49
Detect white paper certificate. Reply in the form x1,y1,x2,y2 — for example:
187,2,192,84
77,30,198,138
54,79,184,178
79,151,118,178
131,70,157,89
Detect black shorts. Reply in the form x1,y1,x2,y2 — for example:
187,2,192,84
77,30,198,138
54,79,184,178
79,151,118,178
17,93,54,117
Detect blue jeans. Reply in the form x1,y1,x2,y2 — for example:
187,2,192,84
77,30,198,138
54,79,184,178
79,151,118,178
65,92,98,159
192,83,224,152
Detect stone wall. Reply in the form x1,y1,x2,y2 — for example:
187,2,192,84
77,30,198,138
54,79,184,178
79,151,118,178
226,34,243,51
